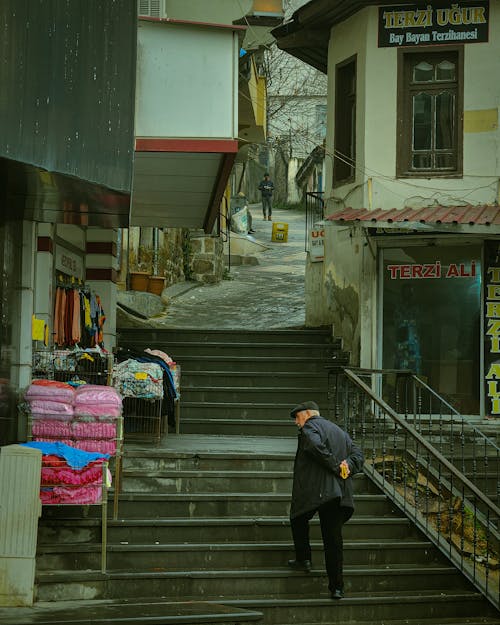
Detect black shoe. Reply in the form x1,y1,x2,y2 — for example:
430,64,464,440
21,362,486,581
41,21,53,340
330,588,344,600
249,229,256,233
287,559,312,572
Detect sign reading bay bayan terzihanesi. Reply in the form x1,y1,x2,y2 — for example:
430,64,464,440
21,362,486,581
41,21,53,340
378,2,489,48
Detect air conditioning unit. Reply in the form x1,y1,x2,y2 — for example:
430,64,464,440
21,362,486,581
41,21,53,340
138,0,164,18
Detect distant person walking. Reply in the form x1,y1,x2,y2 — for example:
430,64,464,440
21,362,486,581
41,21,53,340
258,173,274,221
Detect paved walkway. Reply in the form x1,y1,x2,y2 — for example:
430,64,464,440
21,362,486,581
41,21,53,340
156,205,307,329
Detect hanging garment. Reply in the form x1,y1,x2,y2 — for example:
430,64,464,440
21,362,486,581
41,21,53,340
72,289,81,344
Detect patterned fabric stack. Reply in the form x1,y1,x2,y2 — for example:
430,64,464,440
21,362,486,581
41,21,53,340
25,380,123,455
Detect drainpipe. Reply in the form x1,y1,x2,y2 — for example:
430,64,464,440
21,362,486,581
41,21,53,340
152,228,159,276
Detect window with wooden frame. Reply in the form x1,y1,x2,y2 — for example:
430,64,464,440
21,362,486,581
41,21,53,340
334,56,356,186
397,47,463,178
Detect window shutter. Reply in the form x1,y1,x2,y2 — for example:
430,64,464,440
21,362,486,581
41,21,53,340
138,0,161,17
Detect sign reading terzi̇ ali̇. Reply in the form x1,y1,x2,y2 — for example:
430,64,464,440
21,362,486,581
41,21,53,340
378,2,489,47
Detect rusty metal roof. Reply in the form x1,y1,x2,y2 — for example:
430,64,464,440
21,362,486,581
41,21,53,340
325,205,500,233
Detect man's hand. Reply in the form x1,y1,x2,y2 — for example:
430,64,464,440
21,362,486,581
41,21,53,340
339,460,350,479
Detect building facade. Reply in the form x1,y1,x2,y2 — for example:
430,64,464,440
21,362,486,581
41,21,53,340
274,0,500,418
0,0,282,444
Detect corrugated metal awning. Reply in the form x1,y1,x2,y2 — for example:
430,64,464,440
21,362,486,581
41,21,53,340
325,206,500,235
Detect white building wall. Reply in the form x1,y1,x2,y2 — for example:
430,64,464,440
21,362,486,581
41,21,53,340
326,5,500,212
326,10,369,210
136,21,238,139
287,158,302,203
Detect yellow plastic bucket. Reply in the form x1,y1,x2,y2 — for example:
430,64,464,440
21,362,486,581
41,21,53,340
271,222,289,243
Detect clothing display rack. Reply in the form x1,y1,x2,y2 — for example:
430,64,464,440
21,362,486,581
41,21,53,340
53,273,106,349
113,347,180,443
25,374,124,521
32,348,113,386
23,441,109,572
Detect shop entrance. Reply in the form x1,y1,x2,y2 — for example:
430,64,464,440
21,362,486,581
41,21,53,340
381,244,482,415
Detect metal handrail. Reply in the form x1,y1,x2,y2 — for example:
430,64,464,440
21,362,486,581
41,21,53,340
328,365,500,609
343,368,499,512
411,373,500,447
346,367,500,503
305,191,324,252
349,366,500,447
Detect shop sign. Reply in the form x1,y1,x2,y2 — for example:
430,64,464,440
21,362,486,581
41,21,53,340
55,247,84,280
386,260,476,279
378,2,489,48
484,242,500,416
309,225,325,262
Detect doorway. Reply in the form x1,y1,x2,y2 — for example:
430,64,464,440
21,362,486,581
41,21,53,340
381,244,481,414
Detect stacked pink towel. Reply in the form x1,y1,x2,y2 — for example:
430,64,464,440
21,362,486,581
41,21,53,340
74,385,122,419
26,380,75,420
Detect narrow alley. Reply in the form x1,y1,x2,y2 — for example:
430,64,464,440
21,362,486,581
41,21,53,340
151,204,307,330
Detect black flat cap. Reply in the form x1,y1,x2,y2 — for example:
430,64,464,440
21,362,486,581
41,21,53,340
290,401,319,419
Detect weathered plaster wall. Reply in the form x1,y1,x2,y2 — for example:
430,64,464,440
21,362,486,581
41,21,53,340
305,223,376,365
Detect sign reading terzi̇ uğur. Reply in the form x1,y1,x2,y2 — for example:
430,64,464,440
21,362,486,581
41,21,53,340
378,2,489,47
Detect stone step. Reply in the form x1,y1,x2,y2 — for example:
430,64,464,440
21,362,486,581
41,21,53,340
34,565,470,603
117,327,334,346
38,515,415,545
182,370,329,388
177,417,500,441
41,492,396,520
176,355,344,373
119,469,295,494
179,418,296,436
121,450,296,472
117,470,377,495
121,446,497,476
143,341,335,359
36,539,447,572
180,387,329,404
224,592,499,624
0,599,262,625
117,470,373,489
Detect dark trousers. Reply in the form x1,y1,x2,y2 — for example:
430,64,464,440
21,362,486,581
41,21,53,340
290,498,344,591
262,195,272,217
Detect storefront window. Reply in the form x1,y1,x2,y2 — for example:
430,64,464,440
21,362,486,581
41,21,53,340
382,245,481,414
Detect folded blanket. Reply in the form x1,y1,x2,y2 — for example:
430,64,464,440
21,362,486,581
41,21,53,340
77,439,117,455
32,420,72,438
22,441,109,469
74,385,122,406
26,380,75,403
74,403,121,418
40,484,103,505
41,461,104,486
29,400,74,415
72,422,116,439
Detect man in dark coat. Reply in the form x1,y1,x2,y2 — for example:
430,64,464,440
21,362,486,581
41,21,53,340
288,401,364,599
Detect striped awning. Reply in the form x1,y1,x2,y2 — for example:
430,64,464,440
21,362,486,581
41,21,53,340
325,205,500,234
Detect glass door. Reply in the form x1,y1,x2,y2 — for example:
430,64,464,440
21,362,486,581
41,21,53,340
381,244,481,414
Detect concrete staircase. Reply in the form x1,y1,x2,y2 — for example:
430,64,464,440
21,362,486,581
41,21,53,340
30,443,500,625
117,328,347,436
2,328,499,625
